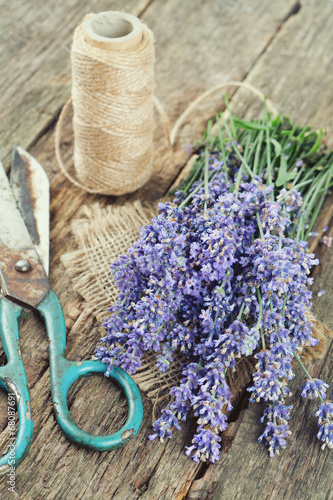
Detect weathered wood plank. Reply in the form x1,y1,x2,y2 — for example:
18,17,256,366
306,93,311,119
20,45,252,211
0,0,331,498
142,0,300,196
0,0,152,169
186,1,333,498
228,0,333,137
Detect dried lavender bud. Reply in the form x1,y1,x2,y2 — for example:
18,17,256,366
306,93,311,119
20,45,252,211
96,106,333,463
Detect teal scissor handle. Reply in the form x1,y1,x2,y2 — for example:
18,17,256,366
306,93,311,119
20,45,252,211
38,290,143,451
0,290,143,475
0,298,33,475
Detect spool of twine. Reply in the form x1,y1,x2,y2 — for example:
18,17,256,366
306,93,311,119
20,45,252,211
56,11,155,195
55,11,278,195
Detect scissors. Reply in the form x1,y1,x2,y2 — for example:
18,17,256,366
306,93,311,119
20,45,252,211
0,147,143,475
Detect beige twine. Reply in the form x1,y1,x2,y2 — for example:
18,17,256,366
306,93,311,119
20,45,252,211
56,12,155,195
55,13,277,195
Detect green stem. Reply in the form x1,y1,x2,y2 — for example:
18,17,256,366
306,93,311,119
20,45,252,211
304,167,333,239
220,112,254,179
256,212,265,239
257,289,265,348
204,144,209,212
177,172,216,210
264,102,273,190
253,130,264,177
282,292,288,316
216,118,230,176
295,212,305,242
237,300,246,320
224,94,236,137
293,351,325,404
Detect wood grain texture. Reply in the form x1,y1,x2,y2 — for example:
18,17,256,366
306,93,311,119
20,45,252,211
142,0,300,196
0,0,332,498
187,1,333,498
0,0,152,169
229,0,333,139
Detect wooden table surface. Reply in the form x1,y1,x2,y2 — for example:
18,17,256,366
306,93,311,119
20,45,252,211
0,1,332,498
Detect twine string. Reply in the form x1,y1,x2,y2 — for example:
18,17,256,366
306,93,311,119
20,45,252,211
56,80,278,192
58,14,155,195
54,13,278,194
170,80,278,146
55,95,171,193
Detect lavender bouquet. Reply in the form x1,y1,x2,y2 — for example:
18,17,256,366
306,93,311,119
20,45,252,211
96,101,333,462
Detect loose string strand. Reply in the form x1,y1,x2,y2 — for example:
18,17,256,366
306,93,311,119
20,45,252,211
170,80,278,146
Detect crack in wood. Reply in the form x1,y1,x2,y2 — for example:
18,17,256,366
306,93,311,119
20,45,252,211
231,0,302,95
1,0,331,497
136,0,156,18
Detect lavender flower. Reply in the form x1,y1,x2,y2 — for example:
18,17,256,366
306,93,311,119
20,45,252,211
301,379,329,399
260,404,293,423
96,108,332,463
148,409,181,442
258,421,292,457
314,402,333,449
185,426,221,463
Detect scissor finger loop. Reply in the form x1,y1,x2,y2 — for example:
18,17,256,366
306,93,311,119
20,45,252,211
0,148,143,474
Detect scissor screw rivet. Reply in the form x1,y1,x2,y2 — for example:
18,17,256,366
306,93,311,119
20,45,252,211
14,259,31,273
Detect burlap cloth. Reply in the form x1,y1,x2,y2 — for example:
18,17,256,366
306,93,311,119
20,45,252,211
61,199,332,406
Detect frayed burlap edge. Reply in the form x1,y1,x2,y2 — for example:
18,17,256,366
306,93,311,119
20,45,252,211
62,201,157,322
61,201,176,399
61,201,333,405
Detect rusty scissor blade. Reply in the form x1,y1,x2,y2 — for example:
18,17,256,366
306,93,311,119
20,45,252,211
0,151,50,308
10,146,50,276
0,158,33,252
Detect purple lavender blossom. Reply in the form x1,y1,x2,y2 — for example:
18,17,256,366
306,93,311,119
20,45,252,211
301,379,329,399
260,404,293,423
148,408,181,442
185,426,221,463
314,402,333,449
258,421,292,457
96,144,328,463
